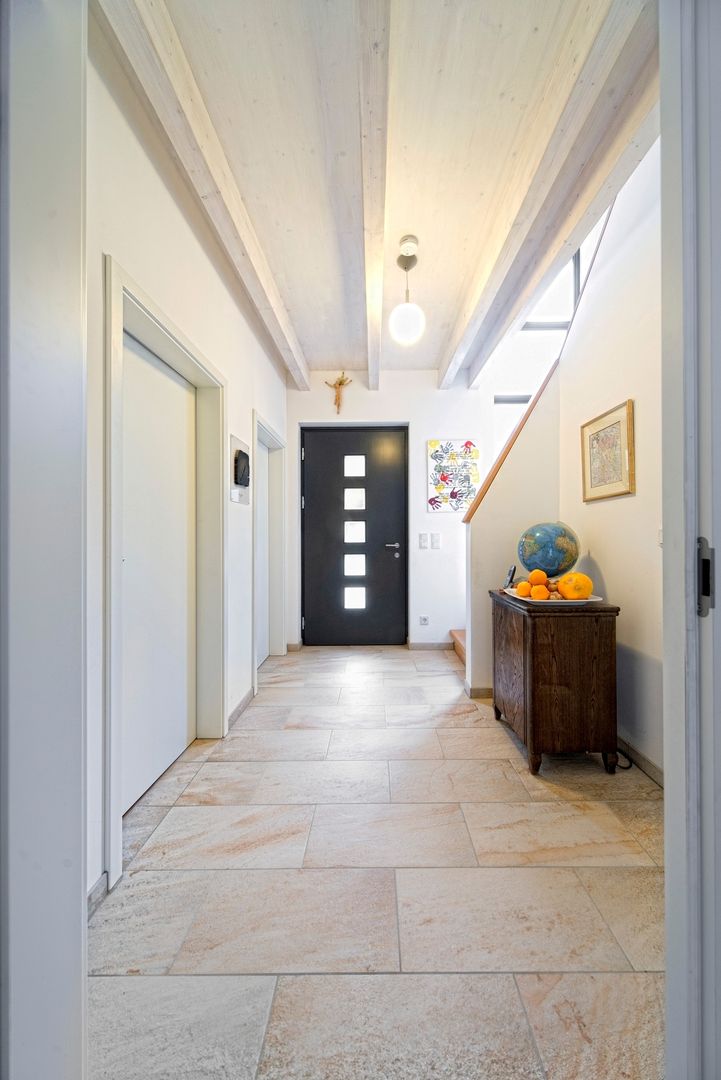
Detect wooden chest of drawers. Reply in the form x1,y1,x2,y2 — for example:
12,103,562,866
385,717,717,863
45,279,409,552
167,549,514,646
490,590,620,774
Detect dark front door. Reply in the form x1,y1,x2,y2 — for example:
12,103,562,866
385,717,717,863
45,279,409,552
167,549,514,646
301,426,408,645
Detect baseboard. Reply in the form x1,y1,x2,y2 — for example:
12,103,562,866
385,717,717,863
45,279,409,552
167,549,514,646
407,641,454,651
465,681,493,699
617,735,664,788
228,687,254,727
286,641,302,652
87,872,108,919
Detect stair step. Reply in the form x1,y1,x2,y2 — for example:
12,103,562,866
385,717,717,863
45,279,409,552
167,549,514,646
450,629,466,664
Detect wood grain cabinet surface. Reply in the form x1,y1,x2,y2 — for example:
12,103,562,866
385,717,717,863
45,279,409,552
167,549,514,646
490,590,621,775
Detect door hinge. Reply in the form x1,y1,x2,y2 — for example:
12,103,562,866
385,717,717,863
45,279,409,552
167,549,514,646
301,616,305,630
301,495,305,510
301,447,305,461
697,536,715,617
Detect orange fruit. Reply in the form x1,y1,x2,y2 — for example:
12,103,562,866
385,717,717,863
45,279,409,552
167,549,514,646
516,580,532,597
557,571,593,600
530,584,550,600
528,569,548,586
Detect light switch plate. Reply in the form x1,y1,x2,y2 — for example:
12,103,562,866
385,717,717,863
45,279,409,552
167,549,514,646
431,533,441,550
419,533,429,549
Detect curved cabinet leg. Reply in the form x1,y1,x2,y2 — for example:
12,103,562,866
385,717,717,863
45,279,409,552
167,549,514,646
493,704,502,721
602,752,618,775
529,753,542,775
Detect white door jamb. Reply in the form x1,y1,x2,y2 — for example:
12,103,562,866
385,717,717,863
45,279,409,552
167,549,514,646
104,256,227,886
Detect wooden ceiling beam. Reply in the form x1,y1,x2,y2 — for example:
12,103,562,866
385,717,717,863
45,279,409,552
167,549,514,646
94,0,311,390
438,0,659,390
357,0,390,391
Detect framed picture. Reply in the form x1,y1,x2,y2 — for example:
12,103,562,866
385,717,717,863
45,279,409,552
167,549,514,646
581,400,635,502
427,439,480,512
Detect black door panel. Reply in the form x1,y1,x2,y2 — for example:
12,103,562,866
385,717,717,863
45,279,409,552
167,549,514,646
302,427,408,645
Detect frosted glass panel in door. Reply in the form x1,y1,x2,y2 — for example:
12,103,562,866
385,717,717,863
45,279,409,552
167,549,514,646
120,334,196,812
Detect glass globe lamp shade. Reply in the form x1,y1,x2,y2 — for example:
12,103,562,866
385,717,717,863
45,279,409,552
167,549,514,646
388,301,426,347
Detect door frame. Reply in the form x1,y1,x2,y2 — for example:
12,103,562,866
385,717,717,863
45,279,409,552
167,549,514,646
299,423,409,646
104,256,227,887
252,411,286,691
661,1,721,1075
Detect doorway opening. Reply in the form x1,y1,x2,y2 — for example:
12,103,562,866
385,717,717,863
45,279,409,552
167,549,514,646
301,426,409,646
253,412,286,684
104,258,227,887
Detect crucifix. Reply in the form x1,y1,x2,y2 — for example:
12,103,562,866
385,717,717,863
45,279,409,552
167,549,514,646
325,371,352,414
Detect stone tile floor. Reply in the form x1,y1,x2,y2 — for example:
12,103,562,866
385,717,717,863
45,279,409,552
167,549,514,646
90,645,664,1079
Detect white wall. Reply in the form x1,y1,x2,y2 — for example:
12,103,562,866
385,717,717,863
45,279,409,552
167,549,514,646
286,371,493,645
466,375,561,691
466,143,663,772
1,3,87,1075
85,18,287,889
558,142,663,769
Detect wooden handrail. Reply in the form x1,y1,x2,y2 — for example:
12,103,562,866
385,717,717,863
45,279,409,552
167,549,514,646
463,199,616,524
463,359,559,523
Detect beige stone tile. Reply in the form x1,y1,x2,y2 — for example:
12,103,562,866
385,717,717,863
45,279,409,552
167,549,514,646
516,972,665,1080
88,870,213,974
439,728,526,761
259,670,384,688
209,730,331,761
255,674,306,687
304,803,477,867
339,685,437,705
423,688,480,705
132,805,314,869
176,762,266,805
133,761,202,807
253,761,390,803
462,802,656,867
171,869,399,974
386,701,497,728
391,760,531,802
256,974,543,1080
396,868,630,972
343,657,418,673
122,804,169,869
252,686,342,707
284,705,386,729
514,755,664,802
576,867,665,971
602,800,665,865
230,705,292,731
327,728,443,760
88,975,275,1080
382,672,465,688
412,653,463,669
176,738,219,763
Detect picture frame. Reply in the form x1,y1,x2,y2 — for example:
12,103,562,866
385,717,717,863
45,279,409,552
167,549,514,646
581,399,635,502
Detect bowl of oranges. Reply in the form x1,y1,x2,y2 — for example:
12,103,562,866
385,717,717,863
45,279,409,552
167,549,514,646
505,569,601,603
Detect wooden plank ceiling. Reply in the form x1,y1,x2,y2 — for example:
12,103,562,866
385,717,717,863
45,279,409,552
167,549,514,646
95,0,658,389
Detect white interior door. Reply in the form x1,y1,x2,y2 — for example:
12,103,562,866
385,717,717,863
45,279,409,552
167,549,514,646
121,333,197,812
255,441,270,666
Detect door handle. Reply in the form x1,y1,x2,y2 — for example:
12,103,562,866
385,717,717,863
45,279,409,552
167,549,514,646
385,542,400,549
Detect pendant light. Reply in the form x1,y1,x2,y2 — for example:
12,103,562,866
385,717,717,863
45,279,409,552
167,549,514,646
388,235,426,346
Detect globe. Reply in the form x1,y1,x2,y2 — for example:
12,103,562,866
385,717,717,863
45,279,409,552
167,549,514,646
517,521,580,578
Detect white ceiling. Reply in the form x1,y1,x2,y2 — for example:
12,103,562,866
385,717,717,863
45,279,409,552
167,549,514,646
102,0,659,386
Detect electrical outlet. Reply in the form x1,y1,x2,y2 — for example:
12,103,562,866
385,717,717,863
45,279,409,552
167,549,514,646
419,615,430,626
431,533,441,550
419,533,429,549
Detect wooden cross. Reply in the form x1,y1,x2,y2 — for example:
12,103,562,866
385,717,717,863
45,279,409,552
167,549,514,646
325,371,352,414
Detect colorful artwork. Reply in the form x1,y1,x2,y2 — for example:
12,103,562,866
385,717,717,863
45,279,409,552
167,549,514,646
581,400,635,502
427,439,480,513
589,421,623,488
